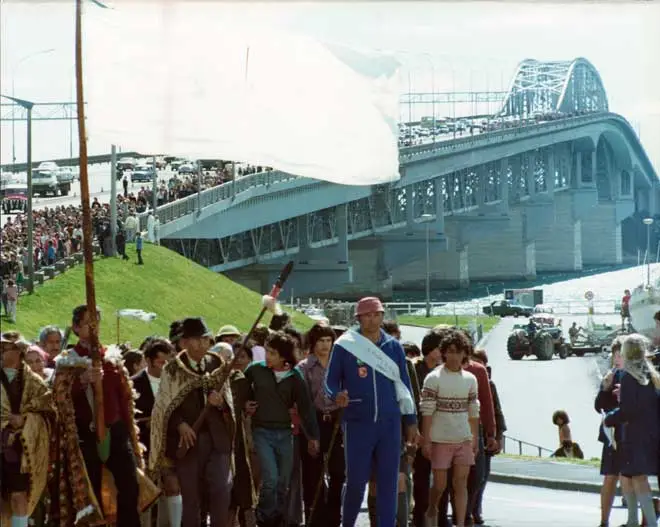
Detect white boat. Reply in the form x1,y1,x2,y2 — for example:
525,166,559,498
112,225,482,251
627,264,660,339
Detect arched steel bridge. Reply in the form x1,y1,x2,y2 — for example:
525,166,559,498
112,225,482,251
498,57,609,118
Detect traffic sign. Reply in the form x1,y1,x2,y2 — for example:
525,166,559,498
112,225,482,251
585,291,594,301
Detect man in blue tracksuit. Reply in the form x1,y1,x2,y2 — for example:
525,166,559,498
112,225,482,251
325,297,417,527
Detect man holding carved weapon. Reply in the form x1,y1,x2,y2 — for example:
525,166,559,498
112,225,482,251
51,306,160,526
149,317,236,527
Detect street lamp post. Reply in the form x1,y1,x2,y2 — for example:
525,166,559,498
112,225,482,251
2,94,35,291
421,213,433,317
11,48,56,165
644,217,654,286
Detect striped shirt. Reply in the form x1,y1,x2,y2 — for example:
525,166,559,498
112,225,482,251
420,365,480,444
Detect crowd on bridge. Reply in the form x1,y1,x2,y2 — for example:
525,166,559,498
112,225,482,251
0,296,512,527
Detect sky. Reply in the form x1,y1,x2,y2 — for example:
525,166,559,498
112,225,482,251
1,1,659,171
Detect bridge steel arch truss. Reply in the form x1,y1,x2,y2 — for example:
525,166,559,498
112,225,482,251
499,58,609,118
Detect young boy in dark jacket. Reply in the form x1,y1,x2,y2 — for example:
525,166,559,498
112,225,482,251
244,331,320,527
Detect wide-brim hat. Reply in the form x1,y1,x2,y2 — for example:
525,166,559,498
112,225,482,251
216,324,241,338
0,331,29,352
180,317,212,340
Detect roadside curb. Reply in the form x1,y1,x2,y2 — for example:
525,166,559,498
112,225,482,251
489,471,601,494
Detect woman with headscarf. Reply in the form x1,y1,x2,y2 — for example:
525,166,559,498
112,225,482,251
605,333,660,527
595,337,626,527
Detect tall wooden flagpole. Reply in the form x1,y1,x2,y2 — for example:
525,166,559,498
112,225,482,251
75,0,107,452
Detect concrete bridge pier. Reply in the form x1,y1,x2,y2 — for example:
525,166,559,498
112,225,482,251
535,190,596,272
581,200,633,265
467,208,538,282
388,219,467,290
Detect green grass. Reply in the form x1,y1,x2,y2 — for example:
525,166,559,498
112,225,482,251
397,314,501,333
5,244,313,346
500,453,600,468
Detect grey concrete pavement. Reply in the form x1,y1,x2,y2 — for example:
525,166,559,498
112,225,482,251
352,482,629,526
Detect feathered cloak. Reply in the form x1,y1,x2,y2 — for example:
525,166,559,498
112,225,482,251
0,365,55,524
51,347,160,526
149,351,235,475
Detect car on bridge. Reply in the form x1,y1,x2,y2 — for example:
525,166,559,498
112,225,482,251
117,157,137,176
131,164,156,183
483,300,534,318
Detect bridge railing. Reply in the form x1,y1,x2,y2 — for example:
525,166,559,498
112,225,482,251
501,434,555,457
137,111,614,230
137,169,298,230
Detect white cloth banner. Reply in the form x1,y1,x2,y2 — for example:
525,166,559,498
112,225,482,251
335,329,415,415
117,309,157,322
82,4,401,186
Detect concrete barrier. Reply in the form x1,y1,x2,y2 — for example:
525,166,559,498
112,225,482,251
55,261,67,273
34,271,45,285
74,253,84,263
43,267,55,279
64,256,76,268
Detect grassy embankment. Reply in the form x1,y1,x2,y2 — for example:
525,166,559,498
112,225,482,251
397,315,500,334
6,244,313,345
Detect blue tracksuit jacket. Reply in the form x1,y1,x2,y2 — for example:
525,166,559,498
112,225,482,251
324,328,417,527
324,328,417,427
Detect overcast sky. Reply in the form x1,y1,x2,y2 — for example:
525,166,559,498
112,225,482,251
2,1,659,171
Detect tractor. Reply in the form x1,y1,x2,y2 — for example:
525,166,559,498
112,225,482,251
507,323,567,361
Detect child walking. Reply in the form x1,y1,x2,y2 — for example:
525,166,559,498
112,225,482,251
6,279,18,323
420,329,480,527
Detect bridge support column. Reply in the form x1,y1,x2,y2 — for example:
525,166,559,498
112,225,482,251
582,201,632,266
468,208,536,281
389,218,466,290
535,192,583,272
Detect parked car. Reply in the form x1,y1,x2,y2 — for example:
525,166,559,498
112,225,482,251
117,157,137,176
32,171,60,196
177,163,197,175
1,182,28,213
54,167,74,195
131,165,156,183
482,300,534,317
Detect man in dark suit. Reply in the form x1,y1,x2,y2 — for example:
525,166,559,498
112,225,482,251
149,318,236,527
133,338,179,527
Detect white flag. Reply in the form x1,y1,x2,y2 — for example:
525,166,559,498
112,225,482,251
117,309,157,322
82,4,401,186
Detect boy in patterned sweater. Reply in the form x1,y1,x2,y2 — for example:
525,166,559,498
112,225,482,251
420,329,480,527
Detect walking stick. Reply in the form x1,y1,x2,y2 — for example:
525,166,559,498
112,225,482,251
175,260,295,459
308,408,344,526
75,0,109,461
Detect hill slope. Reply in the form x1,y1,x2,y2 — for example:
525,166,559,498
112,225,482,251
7,244,313,346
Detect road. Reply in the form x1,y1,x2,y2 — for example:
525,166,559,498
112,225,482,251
1,166,179,224
351,483,627,526
402,315,620,460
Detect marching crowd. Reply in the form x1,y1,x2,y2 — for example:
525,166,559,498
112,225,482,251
1,296,510,527
5,284,660,527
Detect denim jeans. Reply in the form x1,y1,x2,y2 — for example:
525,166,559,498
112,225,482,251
252,427,294,523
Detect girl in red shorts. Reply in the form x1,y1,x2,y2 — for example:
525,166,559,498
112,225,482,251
420,329,480,527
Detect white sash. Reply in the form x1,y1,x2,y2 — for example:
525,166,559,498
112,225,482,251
336,329,415,416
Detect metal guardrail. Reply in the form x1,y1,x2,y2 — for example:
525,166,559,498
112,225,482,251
502,434,555,457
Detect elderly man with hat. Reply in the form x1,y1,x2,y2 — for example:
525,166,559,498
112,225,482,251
325,297,417,527
1,332,55,527
150,317,237,527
